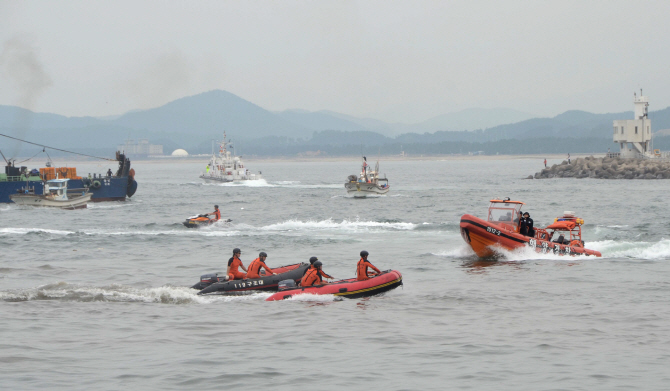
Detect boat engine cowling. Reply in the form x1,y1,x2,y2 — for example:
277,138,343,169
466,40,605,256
278,279,297,291
200,273,220,284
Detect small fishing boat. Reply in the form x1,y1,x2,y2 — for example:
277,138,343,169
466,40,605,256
344,156,389,197
199,132,262,183
195,263,310,295
182,215,232,228
9,178,91,209
459,198,601,258
265,270,403,301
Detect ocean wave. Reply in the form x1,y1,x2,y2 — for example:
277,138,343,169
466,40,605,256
259,218,417,232
0,283,271,304
587,239,670,260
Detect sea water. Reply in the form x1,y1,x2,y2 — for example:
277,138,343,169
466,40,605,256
1,158,669,390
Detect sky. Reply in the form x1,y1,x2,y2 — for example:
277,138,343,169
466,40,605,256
1,0,670,123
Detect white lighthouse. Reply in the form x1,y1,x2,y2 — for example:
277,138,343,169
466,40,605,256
613,90,652,158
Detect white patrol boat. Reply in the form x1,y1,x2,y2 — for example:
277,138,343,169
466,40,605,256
9,178,91,209
199,132,263,183
344,156,389,197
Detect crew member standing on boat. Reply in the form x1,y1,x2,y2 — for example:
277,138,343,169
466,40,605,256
520,212,535,237
227,248,247,280
106,169,113,177
301,259,329,286
357,250,381,281
246,252,274,279
208,205,221,221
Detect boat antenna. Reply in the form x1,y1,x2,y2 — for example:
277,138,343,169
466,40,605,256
0,133,116,161
0,149,8,164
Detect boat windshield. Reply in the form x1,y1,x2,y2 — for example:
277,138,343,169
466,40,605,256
488,203,522,222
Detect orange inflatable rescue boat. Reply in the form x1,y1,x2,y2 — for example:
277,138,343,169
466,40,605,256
460,198,601,258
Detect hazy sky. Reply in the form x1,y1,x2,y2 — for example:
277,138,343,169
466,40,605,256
1,1,669,122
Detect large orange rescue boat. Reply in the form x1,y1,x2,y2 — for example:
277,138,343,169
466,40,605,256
460,198,601,258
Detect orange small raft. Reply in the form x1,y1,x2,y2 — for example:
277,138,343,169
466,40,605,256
459,198,601,258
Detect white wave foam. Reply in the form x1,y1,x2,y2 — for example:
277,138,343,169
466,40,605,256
260,218,417,232
212,179,274,187
487,245,580,261
0,283,272,304
87,202,132,209
283,293,337,302
433,245,476,259
587,239,670,260
0,227,74,236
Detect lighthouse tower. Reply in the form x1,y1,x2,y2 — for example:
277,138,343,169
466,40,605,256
613,90,652,158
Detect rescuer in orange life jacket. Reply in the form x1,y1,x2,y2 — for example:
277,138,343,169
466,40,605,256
309,256,334,281
227,248,247,280
357,250,381,281
208,205,221,221
246,252,274,279
301,258,330,286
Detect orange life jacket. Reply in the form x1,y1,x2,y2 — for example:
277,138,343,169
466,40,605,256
301,267,321,286
247,258,273,279
213,209,221,220
357,258,380,281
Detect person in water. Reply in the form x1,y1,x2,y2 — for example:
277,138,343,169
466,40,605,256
357,250,381,281
227,248,247,280
246,252,274,279
301,259,328,286
520,212,535,237
309,256,333,281
208,205,221,221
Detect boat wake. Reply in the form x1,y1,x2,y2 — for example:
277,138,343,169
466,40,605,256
0,282,272,304
587,239,670,260
213,179,272,187
259,218,417,232
281,292,339,302
433,245,477,259
0,227,74,236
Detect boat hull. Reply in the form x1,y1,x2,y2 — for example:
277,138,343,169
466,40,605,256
460,214,601,258
9,192,92,209
344,182,390,197
196,263,310,295
265,270,403,301
1,177,133,203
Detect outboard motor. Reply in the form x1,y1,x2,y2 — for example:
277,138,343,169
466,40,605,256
278,279,297,291
200,273,220,285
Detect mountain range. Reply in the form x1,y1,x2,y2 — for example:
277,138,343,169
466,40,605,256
1,89,669,157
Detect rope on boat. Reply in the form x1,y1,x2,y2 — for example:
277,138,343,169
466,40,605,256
0,133,116,161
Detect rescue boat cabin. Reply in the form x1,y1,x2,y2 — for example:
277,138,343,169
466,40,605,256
487,199,525,233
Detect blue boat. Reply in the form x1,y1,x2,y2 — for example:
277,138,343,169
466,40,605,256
0,152,137,203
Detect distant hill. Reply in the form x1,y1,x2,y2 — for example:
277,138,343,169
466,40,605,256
276,109,365,132
112,90,312,140
3,89,670,157
417,107,535,132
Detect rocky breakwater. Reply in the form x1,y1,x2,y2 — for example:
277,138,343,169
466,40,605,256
533,156,670,179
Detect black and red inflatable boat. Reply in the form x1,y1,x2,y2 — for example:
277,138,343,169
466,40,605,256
195,263,310,295
265,270,403,301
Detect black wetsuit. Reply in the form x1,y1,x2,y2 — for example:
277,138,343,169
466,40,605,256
520,217,535,237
